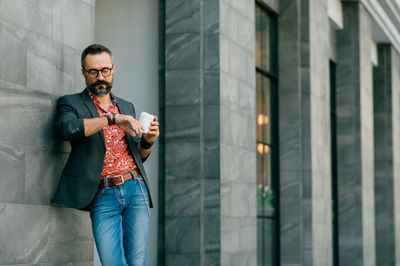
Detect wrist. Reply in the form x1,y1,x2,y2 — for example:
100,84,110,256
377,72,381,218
104,113,116,126
140,137,153,149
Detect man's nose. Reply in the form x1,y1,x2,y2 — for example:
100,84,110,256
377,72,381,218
97,72,105,80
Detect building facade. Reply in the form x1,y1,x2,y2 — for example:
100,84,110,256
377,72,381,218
1,0,400,266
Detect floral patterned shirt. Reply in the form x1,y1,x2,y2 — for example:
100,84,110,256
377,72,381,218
87,89,137,179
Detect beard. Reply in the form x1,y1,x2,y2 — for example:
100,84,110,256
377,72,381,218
86,79,113,96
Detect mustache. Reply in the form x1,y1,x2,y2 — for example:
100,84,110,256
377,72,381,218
92,80,111,86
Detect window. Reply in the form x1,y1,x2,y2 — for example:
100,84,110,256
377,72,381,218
256,3,279,266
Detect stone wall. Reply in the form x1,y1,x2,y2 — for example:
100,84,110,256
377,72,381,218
164,0,220,265
336,2,376,265
278,0,304,264
309,0,333,264
278,0,333,265
163,0,256,265
392,46,400,266
0,0,95,264
373,44,395,265
219,0,256,265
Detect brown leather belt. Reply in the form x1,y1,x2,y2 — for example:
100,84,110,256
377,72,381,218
99,168,140,189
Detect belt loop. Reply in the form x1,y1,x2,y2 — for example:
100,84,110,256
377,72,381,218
104,178,109,189
129,170,137,178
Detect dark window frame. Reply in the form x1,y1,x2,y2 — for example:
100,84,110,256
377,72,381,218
330,60,339,266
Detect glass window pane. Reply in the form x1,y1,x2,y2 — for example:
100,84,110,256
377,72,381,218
256,5,270,72
256,4,278,266
262,145,274,216
257,218,275,266
262,77,271,143
256,73,263,142
257,143,274,216
256,6,262,68
257,218,263,266
263,219,274,266
257,143,264,214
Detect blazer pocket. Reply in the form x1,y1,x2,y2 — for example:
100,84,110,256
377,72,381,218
62,165,84,178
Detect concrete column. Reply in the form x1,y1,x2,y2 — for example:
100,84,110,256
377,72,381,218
219,0,256,265
164,0,220,265
373,44,395,266
391,48,400,266
278,1,305,264
309,0,333,265
0,0,95,264
163,0,256,265
336,3,375,266
279,0,332,265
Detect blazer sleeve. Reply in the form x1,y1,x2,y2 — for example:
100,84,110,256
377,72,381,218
54,96,85,142
130,102,151,163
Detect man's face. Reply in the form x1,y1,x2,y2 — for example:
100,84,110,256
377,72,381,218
82,52,115,96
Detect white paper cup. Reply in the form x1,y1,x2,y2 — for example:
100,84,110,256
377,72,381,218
138,112,155,133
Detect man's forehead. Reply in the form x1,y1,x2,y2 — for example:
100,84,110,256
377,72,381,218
84,52,113,68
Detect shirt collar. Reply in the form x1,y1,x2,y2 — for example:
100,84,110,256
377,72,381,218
86,88,117,107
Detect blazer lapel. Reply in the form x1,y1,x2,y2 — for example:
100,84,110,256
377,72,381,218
116,99,130,116
80,89,106,148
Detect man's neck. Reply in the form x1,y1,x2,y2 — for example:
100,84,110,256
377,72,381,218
87,88,112,104
93,93,111,104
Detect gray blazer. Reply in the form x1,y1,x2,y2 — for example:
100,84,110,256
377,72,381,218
51,89,153,211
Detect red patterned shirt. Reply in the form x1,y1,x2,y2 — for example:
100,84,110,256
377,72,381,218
87,89,137,179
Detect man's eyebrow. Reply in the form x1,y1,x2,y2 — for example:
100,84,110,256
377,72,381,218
87,66,113,70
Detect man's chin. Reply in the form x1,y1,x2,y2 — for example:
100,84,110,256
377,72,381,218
89,86,111,96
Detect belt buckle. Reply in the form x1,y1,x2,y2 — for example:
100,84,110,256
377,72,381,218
114,174,124,186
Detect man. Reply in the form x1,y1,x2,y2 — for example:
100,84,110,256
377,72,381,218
52,44,159,266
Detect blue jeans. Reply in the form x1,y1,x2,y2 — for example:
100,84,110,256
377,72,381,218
90,173,150,266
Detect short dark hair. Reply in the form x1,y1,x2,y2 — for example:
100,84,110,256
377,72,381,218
81,44,113,68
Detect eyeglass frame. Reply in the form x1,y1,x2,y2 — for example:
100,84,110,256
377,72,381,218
83,64,114,78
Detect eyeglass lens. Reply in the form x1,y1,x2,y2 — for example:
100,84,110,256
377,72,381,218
87,67,112,78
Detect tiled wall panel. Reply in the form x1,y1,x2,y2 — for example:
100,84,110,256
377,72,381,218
0,0,95,264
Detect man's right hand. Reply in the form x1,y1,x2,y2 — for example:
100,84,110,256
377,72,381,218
115,114,144,137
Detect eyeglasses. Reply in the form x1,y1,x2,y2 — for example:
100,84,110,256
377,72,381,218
84,64,114,78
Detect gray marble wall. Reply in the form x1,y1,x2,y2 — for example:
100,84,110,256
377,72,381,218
309,0,333,265
164,0,256,265
336,3,376,266
0,0,95,264
278,0,304,264
391,45,400,266
164,0,220,265
278,0,332,265
373,44,395,266
219,0,256,265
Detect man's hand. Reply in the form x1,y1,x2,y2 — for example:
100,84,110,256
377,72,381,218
138,116,159,160
115,114,144,137
142,116,159,144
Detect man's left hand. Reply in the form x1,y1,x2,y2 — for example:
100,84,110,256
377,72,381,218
142,116,159,144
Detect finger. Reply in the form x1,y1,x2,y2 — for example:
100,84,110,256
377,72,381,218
150,121,159,126
125,128,136,137
147,130,158,135
136,121,145,132
147,129,159,136
132,121,143,134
